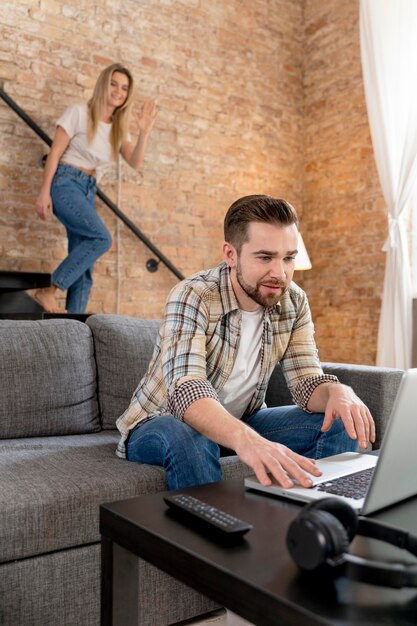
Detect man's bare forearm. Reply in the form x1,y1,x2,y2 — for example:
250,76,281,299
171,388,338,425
183,397,247,450
182,396,321,488
306,382,340,413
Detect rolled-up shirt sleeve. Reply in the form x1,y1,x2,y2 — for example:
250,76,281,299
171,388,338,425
292,373,340,411
167,379,219,420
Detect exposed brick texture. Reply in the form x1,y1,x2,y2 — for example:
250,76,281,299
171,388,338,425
301,0,386,364
0,0,385,363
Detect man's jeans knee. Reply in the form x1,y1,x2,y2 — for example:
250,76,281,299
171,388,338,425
245,405,358,459
126,415,222,490
126,406,358,491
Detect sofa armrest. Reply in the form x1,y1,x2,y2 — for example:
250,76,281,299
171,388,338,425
265,362,404,449
321,363,403,449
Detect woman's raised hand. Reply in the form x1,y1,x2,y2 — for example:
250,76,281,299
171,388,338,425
134,101,158,135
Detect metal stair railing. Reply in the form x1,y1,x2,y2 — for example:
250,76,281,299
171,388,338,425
0,85,185,281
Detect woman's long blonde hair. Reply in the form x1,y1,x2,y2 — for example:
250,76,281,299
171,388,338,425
88,63,135,160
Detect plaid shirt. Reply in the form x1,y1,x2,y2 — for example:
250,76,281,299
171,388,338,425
116,262,338,458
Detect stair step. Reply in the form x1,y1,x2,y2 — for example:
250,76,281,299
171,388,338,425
0,312,92,322
0,271,51,315
0,312,43,320
42,313,92,322
0,291,44,315
0,270,51,293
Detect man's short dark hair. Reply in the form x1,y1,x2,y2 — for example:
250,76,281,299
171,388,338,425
224,195,299,253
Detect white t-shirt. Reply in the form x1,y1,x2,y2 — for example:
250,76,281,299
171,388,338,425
57,103,114,180
218,307,264,418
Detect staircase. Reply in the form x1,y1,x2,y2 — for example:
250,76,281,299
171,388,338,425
0,271,94,321
0,86,185,285
0,270,51,319
1,86,185,320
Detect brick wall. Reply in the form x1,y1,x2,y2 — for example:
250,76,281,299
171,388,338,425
301,0,386,365
0,0,304,316
0,1,386,363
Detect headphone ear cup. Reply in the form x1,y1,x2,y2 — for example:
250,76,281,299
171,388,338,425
286,509,350,571
301,497,359,542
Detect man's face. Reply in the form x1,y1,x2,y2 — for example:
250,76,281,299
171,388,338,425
224,221,299,311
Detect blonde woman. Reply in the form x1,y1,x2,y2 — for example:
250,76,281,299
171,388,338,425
34,63,157,313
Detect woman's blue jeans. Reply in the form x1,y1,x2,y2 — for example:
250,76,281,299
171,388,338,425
50,163,112,313
126,405,358,490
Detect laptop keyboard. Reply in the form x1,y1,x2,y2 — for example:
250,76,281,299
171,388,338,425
316,467,375,500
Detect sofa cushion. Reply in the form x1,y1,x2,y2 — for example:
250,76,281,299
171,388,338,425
0,319,100,438
265,363,293,408
0,431,166,562
0,432,249,563
0,545,220,626
87,314,161,429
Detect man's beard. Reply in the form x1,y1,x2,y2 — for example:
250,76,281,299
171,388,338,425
236,263,287,309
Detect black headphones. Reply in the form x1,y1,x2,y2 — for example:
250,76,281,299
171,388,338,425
286,498,417,588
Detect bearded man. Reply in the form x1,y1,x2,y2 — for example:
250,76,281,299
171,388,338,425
116,195,374,490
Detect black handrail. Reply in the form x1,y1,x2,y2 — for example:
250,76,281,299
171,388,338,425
0,85,185,281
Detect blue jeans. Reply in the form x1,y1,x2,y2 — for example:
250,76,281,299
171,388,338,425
126,406,358,490
51,163,112,313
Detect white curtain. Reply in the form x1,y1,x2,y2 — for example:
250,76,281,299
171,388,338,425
360,0,417,369
412,195,417,297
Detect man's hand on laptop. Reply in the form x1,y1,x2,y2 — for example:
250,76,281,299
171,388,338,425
234,427,322,489
319,383,376,449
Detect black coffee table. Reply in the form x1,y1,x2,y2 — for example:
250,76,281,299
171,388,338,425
100,479,417,626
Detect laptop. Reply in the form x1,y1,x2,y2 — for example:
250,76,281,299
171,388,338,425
244,369,417,514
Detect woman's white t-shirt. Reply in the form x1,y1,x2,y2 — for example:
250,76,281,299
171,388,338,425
218,307,264,418
57,103,114,180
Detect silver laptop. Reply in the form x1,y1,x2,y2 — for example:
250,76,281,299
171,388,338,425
245,368,417,514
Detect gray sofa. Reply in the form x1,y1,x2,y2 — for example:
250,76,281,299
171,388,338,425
0,314,404,626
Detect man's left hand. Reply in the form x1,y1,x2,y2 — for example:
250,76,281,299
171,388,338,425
321,384,375,449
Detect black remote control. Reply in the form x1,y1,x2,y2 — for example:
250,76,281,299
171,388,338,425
164,494,253,536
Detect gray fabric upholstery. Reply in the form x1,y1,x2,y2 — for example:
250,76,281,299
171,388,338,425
0,544,219,626
0,545,100,626
220,454,253,480
0,431,166,563
0,319,100,438
0,315,405,626
321,363,404,448
0,431,248,563
136,557,218,626
87,314,161,429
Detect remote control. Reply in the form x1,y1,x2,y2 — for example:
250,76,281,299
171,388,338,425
164,494,253,536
